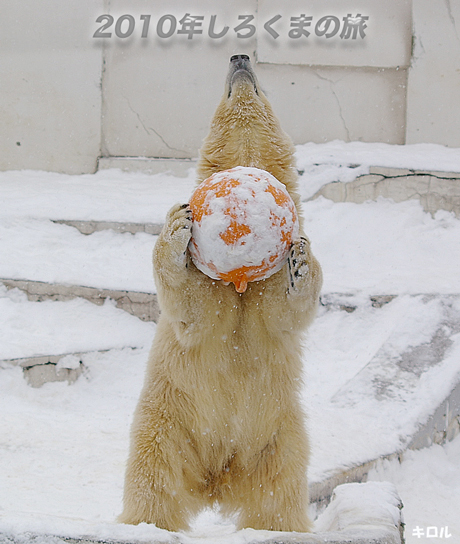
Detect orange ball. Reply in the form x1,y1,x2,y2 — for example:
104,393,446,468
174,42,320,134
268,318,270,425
188,166,299,293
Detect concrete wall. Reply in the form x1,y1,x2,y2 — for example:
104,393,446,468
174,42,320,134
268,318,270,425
101,0,257,160
101,0,411,160
1,0,459,174
0,0,103,174
406,0,460,147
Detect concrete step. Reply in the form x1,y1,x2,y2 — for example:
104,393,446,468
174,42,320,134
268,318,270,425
98,156,198,176
2,350,107,388
0,282,154,385
309,166,460,216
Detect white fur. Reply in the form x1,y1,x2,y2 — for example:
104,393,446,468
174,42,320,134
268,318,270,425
119,57,323,533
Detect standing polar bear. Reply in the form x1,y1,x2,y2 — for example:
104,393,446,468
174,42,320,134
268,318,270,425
119,55,322,533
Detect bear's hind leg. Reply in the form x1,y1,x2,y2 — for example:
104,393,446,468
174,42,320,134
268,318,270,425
221,420,312,532
235,473,311,533
119,473,197,531
118,433,203,532
119,386,204,532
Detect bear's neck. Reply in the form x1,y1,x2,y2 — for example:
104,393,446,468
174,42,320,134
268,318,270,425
226,106,276,158
197,96,295,185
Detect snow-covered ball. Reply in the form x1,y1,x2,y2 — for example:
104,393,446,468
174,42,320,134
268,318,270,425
188,166,299,293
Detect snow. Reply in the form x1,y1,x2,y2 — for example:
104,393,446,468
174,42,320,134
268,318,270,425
2,191,459,299
295,140,460,200
368,437,460,542
314,481,402,533
1,140,459,224
0,168,197,223
0,286,154,360
295,140,460,174
302,293,460,484
304,197,460,296
1,140,460,543
0,219,156,293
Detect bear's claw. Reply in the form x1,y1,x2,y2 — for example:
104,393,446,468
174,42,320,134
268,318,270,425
163,203,193,262
288,237,310,294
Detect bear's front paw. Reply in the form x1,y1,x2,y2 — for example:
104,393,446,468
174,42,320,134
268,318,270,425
287,237,311,295
162,203,193,261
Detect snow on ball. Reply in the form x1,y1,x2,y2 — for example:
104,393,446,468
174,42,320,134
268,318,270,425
188,166,299,293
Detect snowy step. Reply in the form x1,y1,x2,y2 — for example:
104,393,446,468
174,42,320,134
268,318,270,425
2,197,460,300
2,350,165,389
308,294,460,506
309,166,460,216
0,482,404,544
331,295,460,407
0,284,154,363
0,168,196,224
0,218,157,294
310,376,460,507
52,219,163,236
0,277,398,325
1,278,159,322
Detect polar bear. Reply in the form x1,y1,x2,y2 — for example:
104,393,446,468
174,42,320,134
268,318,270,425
119,55,323,533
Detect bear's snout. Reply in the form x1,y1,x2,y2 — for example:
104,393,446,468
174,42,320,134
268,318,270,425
230,54,250,65
227,54,258,97
229,54,251,75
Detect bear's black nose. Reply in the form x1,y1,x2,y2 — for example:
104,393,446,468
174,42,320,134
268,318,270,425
230,54,250,63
